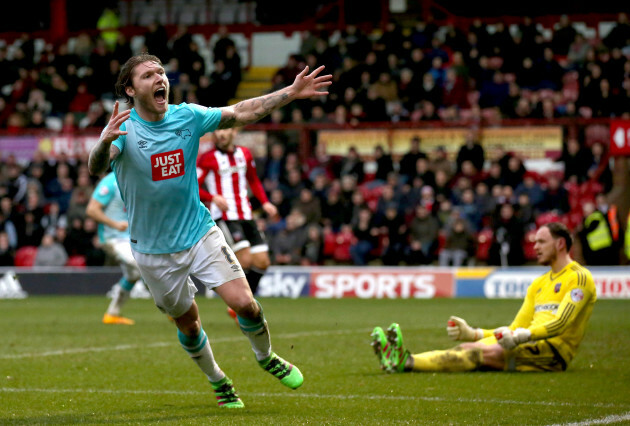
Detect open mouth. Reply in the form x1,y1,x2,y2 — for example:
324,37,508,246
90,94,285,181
154,87,167,104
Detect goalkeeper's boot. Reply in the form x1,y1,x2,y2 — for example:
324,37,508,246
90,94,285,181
259,352,304,389
386,323,410,373
371,326,391,370
102,313,135,325
210,376,244,408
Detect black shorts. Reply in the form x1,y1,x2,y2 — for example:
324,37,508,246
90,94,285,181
216,219,268,254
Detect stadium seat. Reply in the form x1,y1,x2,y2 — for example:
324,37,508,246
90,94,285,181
523,229,538,261
323,231,337,257
475,228,493,262
436,230,447,254
536,211,561,227
66,255,87,268
14,246,38,267
333,229,354,263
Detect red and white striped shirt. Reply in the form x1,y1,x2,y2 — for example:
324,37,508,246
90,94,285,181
197,146,269,221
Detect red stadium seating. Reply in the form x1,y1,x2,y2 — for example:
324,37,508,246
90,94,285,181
536,211,561,227
333,229,353,263
14,246,38,267
66,255,87,268
524,229,538,261
475,228,493,262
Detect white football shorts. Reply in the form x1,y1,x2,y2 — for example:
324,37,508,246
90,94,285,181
131,225,245,318
103,238,142,283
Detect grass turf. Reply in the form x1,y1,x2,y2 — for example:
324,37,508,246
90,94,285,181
0,296,628,425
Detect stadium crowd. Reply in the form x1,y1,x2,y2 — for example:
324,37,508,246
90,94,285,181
0,11,628,267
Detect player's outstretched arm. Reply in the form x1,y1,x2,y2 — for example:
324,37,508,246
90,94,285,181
86,198,128,231
89,101,128,175
446,316,484,341
217,65,332,129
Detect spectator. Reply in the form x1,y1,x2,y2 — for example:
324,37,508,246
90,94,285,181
413,157,436,189
456,188,482,232
143,21,170,61
552,15,577,56
488,203,525,266
4,164,28,205
557,137,593,184
603,13,630,49
0,231,15,266
399,137,427,183
456,130,484,174
270,210,307,265
301,224,324,265
514,172,545,208
501,156,527,189
587,142,613,193
578,201,617,266
34,233,68,267
339,146,365,184
350,207,379,266
380,203,408,266
439,218,475,266
40,201,67,234
373,145,394,182
407,204,439,265
515,193,536,230
292,187,322,225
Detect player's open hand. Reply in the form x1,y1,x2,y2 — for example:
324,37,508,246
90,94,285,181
262,202,278,218
101,101,130,144
213,194,229,211
114,221,129,232
290,66,332,99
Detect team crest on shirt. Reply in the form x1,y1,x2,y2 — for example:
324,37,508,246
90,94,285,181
554,283,561,293
571,288,584,302
99,186,109,196
175,129,191,139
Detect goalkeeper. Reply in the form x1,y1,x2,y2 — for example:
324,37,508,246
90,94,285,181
372,222,596,373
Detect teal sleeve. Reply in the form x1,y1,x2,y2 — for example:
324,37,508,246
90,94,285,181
188,103,222,135
91,176,115,205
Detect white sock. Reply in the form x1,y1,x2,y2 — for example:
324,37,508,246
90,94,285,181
107,285,130,316
178,329,225,382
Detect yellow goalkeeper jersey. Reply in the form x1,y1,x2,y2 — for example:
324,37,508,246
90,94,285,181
509,261,596,363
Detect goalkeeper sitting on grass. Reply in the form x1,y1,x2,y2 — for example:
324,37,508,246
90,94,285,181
372,222,596,373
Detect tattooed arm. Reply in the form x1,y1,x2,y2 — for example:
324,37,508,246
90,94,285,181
89,101,129,175
218,65,332,129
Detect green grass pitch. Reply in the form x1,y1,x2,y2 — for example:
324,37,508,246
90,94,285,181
1,296,629,425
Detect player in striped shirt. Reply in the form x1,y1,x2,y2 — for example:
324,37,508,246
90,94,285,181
197,127,276,313
372,222,597,373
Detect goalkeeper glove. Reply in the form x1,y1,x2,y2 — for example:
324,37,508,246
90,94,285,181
493,326,532,350
446,316,483,341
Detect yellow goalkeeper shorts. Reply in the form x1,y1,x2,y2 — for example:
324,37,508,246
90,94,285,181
478,336,567,372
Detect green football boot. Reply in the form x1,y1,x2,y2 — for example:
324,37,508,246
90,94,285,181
371,326,391,370
259,352,304,389
386,323,410,373
210,376,244,408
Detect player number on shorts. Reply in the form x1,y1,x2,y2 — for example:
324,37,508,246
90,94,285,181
221,246,235,264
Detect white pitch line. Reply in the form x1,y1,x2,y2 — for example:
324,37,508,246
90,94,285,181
0,327,391,360
548,411,630,426
0,388,628,410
